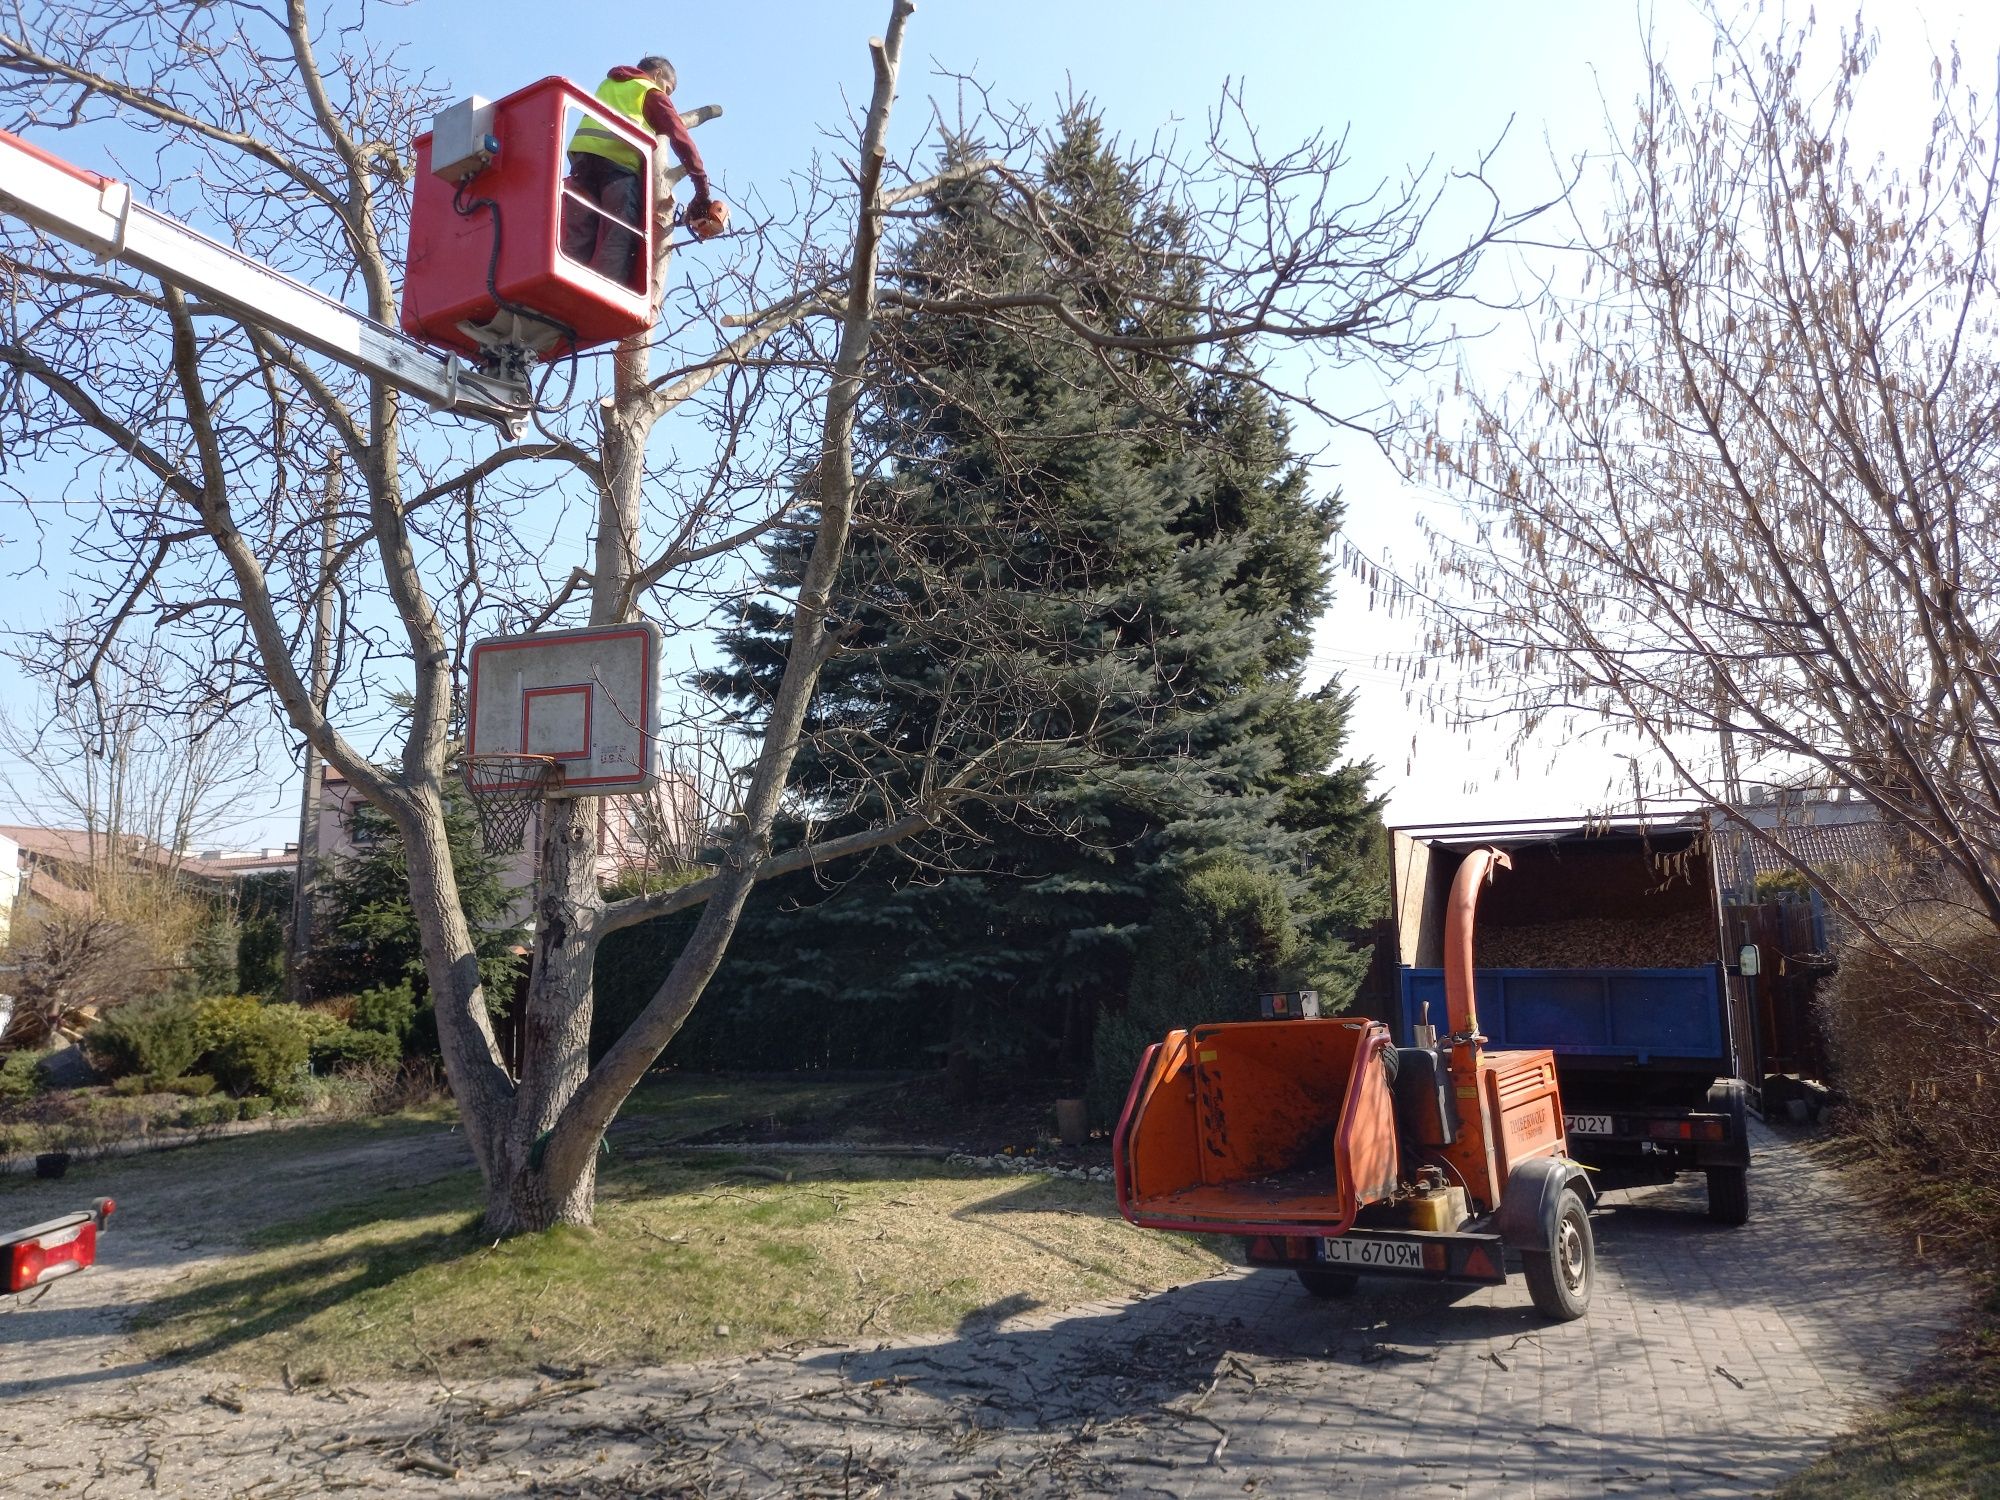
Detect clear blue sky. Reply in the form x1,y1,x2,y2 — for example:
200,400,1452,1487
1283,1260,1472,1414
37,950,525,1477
3,0,1994,843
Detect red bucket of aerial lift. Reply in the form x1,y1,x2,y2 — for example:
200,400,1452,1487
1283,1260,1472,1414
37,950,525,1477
401,77,657,359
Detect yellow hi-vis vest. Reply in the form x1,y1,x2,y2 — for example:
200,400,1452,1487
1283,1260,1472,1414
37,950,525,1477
568,75,656,173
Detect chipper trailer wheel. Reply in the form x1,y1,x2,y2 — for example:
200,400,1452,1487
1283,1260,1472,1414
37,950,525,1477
1295,1268,1359,1299
1522,1188,1594,1321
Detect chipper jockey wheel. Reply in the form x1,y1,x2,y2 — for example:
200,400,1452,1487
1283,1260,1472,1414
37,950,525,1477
1521,1187,1595,1320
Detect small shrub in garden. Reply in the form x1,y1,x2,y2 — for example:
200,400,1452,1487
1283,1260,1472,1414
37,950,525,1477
373,1058,449,1113
237,1096,273,1122
84,1001,201,1081
160,1073,219,1097
173,1096,238,1130
108,1074,154,1098
188,994,267,1056
310,1024,401,1073
347,982,418,1043
210,1008,311,1099
300,1074,375,1119
0,1050,50,1103
1823,911,2000,1231
288,1006,349,1051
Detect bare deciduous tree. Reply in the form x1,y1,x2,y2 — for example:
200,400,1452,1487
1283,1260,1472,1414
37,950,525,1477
1405,5,2000,1040
0,0,1544,1229
0,639,270,867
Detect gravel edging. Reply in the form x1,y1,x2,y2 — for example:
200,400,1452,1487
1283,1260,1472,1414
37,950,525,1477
0,1111,376,1178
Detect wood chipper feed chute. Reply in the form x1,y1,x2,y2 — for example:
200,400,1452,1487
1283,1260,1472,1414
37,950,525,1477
1113,1017,1400,1236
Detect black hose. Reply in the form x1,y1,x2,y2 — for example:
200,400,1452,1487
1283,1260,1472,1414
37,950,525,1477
450,179,581,413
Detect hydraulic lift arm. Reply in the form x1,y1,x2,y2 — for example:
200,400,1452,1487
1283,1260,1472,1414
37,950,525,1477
0,127,531,434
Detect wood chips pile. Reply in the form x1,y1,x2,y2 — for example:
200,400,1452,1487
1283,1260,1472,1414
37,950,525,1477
1476,909,1717,969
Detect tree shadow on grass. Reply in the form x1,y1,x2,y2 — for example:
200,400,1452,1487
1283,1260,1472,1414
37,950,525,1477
135,1220,484,1363
1,1219,485,1398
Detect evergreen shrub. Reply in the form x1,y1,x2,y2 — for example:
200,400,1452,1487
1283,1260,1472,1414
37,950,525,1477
310,1024,401,1072
1088,852,1329,1119
173,1096,238,1129
347,982,419,1043
0,1049,47,1103
84,1001,201,1082
188,995,266,1056
209,1008,311,1099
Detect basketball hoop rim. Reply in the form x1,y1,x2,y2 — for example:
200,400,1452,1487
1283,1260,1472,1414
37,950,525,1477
463,750,570,798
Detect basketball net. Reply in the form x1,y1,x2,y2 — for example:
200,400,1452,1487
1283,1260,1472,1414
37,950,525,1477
462,753,564,854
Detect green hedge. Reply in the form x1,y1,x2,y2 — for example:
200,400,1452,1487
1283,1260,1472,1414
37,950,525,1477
591,899,949,1072
84,995,404,1100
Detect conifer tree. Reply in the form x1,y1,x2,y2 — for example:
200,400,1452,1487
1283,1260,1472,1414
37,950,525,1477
309,782,525,1001
705,117,1384,1084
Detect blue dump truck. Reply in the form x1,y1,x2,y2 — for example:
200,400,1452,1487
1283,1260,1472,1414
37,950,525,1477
1390,817,1755,1225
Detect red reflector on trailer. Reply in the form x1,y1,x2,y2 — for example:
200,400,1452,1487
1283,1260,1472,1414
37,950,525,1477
1648,1121,1694,1140
1694,1120,1727,1142
1462,1243,1500,1280
5,1220,95,1293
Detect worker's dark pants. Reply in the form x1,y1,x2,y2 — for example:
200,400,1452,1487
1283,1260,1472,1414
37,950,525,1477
560,152,646,292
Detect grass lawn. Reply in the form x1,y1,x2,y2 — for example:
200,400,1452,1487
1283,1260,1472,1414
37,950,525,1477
134,1075,1225,1382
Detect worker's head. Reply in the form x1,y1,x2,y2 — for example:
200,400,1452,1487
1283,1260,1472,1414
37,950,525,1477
638,55,677,93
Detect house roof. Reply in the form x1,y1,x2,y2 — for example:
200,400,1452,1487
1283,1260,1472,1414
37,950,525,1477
0,824,180,871
23,866,93,914
1738,819,1890,878
183,850,298,880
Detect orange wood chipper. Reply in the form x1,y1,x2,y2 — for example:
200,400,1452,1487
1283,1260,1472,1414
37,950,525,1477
1113,848,1598,1319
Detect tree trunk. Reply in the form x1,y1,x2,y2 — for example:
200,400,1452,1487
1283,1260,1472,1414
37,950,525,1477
398,788,512,1184
487,1149,598,1235
490,793,604,1231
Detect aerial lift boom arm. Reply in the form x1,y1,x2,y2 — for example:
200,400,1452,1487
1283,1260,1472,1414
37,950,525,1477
0,127,530,433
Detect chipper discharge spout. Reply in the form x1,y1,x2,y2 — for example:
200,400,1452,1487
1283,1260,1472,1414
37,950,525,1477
1113,846,1599,1320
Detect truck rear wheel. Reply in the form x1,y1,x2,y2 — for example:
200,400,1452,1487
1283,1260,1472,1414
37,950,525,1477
1706,1166,1750,1226
1522,1188,1593,1321
1296,1268,1359,1299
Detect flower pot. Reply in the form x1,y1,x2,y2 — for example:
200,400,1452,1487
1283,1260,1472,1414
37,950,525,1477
1054,1098,1088,1148
34,1151,71,1180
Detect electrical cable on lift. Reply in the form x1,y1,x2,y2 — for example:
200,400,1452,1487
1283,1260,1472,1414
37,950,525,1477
450,178,583,419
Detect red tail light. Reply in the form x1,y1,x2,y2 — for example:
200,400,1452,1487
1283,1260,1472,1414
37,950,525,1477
1647,1119,1728,1143
3,1210,104,1294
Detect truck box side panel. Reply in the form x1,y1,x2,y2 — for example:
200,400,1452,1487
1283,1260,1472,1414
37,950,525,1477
1400,966,1727,1063
1391,830,1445,969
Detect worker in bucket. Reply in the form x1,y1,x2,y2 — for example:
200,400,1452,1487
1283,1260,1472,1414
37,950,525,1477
562,55,728,290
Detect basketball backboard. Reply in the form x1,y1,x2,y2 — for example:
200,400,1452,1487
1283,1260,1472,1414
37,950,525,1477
466,620,664,796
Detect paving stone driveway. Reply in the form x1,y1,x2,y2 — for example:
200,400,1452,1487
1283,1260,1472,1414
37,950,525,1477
0,1121,1963,1497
